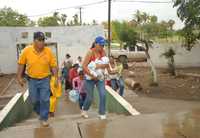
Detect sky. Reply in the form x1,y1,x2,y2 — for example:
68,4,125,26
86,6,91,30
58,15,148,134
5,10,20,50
0,0,184,29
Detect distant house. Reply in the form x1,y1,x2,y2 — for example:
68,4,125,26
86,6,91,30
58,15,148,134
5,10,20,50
0,26,104,74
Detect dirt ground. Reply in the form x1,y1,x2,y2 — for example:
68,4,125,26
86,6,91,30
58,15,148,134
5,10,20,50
0,74,15,95
0,74,26,95
123,63,200,101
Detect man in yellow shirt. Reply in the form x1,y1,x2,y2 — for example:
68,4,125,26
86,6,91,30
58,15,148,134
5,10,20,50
17,32,58,127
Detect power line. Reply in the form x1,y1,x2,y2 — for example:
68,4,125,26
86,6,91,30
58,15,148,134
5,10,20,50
114,0,173,3
27,0,173,18
28,0,106,17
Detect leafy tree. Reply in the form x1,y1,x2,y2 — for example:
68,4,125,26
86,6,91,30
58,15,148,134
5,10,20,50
92,20,98,25
0,7,33,26
174,0,200,50
150,15,158,23
73,14,79,25
38,12,68,26
38,16,59,26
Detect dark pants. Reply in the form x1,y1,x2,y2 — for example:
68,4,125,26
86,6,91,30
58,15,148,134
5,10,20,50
110,77,124,96
79,93,86,109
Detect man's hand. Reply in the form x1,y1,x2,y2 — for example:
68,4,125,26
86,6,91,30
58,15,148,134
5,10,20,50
96,64,109,69
17,77,25,87
17,64,26,87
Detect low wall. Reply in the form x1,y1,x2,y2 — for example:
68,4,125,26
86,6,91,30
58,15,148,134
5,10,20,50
94,85,140,116
0,90,32,130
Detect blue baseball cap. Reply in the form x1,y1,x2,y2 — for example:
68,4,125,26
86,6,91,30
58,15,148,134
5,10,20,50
95,36,106,46
33,31,46,41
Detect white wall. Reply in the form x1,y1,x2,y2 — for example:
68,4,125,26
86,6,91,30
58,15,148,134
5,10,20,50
0,26,104,74
149,43,200,68
0,29,18,74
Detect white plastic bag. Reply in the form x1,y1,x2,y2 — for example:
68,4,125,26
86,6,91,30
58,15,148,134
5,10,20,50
69,89,79,103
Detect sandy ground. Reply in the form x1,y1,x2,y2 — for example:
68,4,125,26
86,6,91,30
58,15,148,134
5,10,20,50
122,63,200,114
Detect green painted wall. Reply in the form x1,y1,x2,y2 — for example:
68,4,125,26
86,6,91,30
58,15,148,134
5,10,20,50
93,87,130,115
0,95,32,131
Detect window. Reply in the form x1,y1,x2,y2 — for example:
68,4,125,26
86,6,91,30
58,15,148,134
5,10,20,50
137,46,145,51
21,32,28,39
129,46,135,51
45,32,52,38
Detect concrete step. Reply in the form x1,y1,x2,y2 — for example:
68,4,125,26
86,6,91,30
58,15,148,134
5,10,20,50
79,109,200,138
14,110,125,127
0,112,127,138
0,118,81,138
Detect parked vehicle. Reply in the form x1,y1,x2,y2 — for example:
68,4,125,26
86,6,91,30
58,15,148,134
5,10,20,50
111,43,147,63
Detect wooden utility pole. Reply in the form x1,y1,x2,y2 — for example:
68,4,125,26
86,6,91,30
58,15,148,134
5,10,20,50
108,0,111,56
79,7,82,25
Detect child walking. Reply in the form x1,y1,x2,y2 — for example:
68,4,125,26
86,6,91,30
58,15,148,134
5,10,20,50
72,70,87,110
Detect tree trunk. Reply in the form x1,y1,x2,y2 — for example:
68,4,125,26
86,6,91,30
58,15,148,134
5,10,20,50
145,51,158,85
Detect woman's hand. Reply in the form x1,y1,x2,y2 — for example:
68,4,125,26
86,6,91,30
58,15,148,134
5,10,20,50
91,75,98,81
95,64,109,69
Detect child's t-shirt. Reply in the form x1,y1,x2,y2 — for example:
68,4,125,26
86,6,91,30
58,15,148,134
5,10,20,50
72,76,86,94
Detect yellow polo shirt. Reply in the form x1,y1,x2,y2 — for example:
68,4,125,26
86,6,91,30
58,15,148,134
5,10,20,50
18,45,57,79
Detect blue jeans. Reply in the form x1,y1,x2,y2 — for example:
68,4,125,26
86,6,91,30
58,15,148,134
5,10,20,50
83,80,106,115
110,77,124,96
28,77,50,121
79,93,86,110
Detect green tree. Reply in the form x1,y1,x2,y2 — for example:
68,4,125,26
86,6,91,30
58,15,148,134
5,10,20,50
168,19,175,31
92,20,98,25
38,12,60,26
0,7,33,26
174,0,200,50
38,16,59,26
73,14,79,25
150,15,158,23
161,47,176,76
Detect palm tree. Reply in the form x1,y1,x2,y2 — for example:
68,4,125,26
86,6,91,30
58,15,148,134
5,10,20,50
134,10,143,25
60,14,67,26
142,12,150,24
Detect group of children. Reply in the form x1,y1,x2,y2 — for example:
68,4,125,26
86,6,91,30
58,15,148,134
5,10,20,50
61,54,87,110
